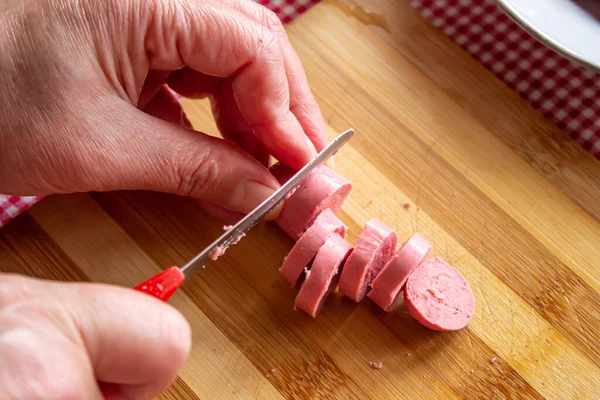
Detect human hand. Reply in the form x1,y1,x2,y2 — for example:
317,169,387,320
0,273,191,399
0,0,327,217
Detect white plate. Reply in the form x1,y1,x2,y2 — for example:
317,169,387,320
496,0,600,72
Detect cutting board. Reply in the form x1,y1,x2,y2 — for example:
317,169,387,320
2,0,600,398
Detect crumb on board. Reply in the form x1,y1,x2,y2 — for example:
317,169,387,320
406,352,411,357
452,192,457,197
470,369,475,374
490,357,497,364
223,225,233,231
270,368,277,374
403,200,413,209
369,361,383,369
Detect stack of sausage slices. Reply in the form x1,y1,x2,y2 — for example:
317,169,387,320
270,163,475,331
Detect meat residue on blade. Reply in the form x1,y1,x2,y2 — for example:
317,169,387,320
231,232,246,245
209,246,225,261
208,231,247,261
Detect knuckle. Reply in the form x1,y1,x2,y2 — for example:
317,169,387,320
0,274,35,307
260,8,285,34
175,141,222,198
255,27,279,55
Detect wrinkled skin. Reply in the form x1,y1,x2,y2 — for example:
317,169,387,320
0,0,327,398
0,274,191,399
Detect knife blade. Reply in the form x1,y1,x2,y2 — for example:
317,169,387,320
133,128,354,301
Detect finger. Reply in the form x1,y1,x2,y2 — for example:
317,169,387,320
280,43,329,151
168,71,270,166
138,70,172,109
142,84,193,129
0,285,102,400
212,0,328,151
77,96,282,217
0,274,184,400
167,67,221,99
134,1,317,168
196,199,245,225
58,281,191,399
210,80,271,166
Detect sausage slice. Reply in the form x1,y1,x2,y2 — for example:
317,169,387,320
294,234,353,317
280,209,347,287
368,233,432,311
404,257,474,331
338,218,398,302
271,164,352,240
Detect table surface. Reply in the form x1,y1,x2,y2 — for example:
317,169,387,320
2,0,600,398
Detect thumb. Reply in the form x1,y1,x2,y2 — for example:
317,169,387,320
77,95,282,218
0,274,191,400
63,282,192,399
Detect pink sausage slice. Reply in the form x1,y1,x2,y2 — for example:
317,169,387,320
338,218,398,302
404,257,474,331
271,163,352,240
280,209,347,287
367,233,432,311
294,234,353,317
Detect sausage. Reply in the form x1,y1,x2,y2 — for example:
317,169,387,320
270,163,352,240
367,233,432,311
280,209,347,287
404,257,474,331
338,218,398,302
294,234,353,317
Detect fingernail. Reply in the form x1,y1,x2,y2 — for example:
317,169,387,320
266,201,284,220
304,135,318,159
230,181,283,220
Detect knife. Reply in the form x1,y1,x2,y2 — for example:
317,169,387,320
133,128,355,302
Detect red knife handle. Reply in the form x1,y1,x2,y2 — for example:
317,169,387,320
134,266,185,302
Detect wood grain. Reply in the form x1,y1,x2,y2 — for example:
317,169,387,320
1,1,600,398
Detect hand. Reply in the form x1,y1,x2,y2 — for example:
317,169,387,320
0,0,328,218
0,273,191,399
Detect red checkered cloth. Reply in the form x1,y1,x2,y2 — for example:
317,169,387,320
1,0,599,228
256,0,320,24
0,196,42,227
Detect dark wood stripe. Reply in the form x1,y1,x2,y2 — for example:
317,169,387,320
321,83,600,367
0,212,89,282
159,376,201,400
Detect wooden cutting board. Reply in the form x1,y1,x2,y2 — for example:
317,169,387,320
2,0,600,398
